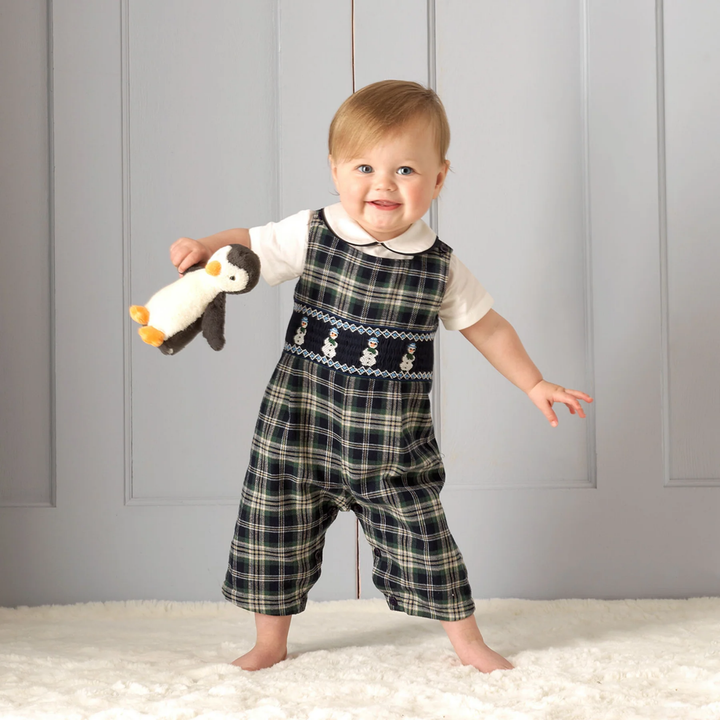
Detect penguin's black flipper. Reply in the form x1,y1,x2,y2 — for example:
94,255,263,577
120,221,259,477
159,316,203,356
201,292,226,351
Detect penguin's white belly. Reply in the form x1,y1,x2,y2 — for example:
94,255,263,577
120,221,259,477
145,274,217,337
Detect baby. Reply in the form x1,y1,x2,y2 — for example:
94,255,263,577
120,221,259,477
170,80,592,673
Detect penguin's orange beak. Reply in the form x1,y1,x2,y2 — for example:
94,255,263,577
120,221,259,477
205,261,221,277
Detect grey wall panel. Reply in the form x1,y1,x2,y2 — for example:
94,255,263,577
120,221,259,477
39,0,131,605
585,0,664,501
126,1,279,503
353,0,429,90
436,0,594,488
663,1,720,485
574,0,720,599
0,0,53,506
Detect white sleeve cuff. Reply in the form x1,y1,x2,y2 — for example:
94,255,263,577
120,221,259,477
249,209,312,286
439,254,494,331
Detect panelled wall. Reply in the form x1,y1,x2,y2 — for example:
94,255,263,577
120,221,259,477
436,0,720,600
0,0,54,508
1,1,719,606
663,2,720,485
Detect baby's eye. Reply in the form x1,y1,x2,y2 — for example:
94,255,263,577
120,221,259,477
357,164,373,174
397,166,414,176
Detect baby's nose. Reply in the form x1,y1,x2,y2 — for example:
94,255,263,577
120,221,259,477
374,172,397,190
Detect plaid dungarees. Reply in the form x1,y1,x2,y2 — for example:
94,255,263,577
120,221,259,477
222,209,475,621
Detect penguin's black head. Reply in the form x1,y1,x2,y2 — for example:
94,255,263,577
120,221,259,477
205,244,262,294
225,244,261,294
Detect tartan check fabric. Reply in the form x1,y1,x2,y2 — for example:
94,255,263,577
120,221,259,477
297,209,450,331
222,210,475,621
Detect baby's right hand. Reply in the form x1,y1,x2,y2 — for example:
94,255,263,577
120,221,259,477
170,237,212,275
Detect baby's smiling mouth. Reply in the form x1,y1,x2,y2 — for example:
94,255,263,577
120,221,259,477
368,200,401,209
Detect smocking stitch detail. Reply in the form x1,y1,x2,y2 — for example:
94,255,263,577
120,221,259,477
284,343,433,381
293,302,435,343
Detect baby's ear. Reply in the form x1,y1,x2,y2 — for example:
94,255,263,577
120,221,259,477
329,155,339,184
433,160,450,197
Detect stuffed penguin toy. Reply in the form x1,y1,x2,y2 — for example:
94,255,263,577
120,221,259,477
129,244,261,355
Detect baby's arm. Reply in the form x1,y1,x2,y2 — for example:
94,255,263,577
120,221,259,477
460,309,593,427
170,228,251,274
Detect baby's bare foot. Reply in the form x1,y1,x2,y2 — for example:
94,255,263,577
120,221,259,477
231,644,287,671
441,614,513,673
455,639,514,673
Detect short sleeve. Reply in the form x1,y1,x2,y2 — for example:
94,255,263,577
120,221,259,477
439,254,494,331
248,209,312,286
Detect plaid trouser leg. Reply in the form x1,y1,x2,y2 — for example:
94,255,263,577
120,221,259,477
353,481,476,622
338,383,476,622
222,470,340,615
223,358,347,615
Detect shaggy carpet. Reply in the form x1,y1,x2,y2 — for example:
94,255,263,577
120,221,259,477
1,597,719,719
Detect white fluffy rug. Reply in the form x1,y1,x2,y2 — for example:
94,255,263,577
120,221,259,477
1,598,719,719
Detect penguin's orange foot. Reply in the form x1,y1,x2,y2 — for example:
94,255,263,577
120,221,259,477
138,326,165,347
129,305,150,325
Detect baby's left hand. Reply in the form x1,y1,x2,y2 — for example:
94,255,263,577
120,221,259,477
527,380,593,427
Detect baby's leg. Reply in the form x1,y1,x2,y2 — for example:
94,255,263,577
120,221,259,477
231,613,292,671
441,615,513,673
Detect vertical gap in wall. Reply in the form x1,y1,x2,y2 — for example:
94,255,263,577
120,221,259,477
351,0,356,93
273,1,284,356
427,0,442,454
351,0,361,600
47,0,57,507
579,0,597,488
656,0,670,487
120,0,134,505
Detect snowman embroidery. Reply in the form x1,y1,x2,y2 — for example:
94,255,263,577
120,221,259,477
294,317,308,346
322,328,339,359
399,342,416,372
360,337,379,368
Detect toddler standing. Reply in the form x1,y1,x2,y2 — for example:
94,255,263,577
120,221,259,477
170,80,592,673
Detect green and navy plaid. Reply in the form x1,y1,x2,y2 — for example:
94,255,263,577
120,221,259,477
222,210,475,621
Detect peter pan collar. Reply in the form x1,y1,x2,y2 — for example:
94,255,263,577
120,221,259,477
323,203,436,257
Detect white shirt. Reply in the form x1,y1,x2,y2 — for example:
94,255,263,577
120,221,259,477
249,203,493,331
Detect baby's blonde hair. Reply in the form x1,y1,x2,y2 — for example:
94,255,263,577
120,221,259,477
328,80,450,163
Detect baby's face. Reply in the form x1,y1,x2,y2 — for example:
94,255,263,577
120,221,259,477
330,119,449,243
